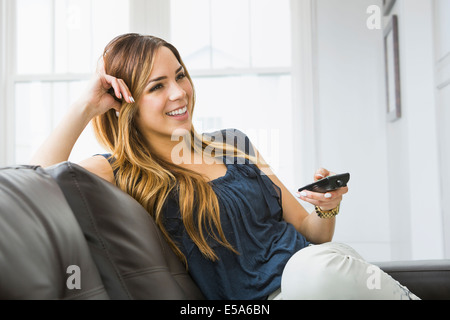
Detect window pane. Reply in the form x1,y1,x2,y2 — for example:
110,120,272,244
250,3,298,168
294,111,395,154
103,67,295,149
54,0,92,73
15,81,105,164
170,0,211,69
170,0,290,70
192,75,293,185
15,82,52,163
54,0,130,73
16,0,53,74
13,0,129,165
91,0,130,63
210,0,250,69
250,0,291,68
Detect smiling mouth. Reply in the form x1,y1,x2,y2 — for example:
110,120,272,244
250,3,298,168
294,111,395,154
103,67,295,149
166,106,188,117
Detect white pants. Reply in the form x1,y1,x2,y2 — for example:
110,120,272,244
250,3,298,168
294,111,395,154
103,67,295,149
269,242,420,300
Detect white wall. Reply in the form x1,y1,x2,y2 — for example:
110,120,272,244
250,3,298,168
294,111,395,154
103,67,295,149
388,0,443,260
312,0,446,261
313,0,391,261
434,0,450,258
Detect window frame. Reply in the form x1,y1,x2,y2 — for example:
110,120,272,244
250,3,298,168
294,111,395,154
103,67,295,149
1,0,130,166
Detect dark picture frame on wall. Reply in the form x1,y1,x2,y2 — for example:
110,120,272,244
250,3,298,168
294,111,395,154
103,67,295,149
383,0,396,15
384,15,402,122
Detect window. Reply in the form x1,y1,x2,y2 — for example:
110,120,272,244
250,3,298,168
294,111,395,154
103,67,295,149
12,0,130,164
170,0,295,188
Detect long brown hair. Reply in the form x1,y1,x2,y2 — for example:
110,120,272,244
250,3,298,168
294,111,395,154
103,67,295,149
92,33,251,265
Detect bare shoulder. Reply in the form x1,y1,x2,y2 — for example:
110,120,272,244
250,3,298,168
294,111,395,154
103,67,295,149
78,155,116,185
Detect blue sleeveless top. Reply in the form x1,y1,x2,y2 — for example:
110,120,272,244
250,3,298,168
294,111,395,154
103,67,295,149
100,130,309,300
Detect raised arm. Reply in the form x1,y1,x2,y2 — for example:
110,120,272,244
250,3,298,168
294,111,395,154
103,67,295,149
29,59,133,168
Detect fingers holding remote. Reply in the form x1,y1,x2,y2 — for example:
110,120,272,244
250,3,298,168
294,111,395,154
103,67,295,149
314,168,337,181
297,185,348,211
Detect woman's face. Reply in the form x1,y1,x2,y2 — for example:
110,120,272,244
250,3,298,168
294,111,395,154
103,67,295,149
135,46,193,142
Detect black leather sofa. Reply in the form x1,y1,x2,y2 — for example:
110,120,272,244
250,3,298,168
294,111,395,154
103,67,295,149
1,162,449,300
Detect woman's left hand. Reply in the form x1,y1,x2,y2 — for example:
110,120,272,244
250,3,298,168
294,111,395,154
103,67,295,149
297,168,348,211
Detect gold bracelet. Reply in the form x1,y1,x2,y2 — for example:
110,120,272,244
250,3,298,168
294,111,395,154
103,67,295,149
315,204,340,219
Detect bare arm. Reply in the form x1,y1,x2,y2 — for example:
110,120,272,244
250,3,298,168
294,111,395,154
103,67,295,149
29,100,96,168
255,151,347,244
29,59,133,169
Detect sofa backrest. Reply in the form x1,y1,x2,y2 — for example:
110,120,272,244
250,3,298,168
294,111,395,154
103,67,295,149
0,166,109,299
46,162,204,300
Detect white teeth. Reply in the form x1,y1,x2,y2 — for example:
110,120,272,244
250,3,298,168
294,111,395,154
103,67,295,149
166,106,187,116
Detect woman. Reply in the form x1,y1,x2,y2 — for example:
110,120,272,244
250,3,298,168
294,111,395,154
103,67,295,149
31,33,418,300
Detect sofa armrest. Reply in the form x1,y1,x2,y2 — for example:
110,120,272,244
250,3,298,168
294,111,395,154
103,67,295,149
375,260,450,300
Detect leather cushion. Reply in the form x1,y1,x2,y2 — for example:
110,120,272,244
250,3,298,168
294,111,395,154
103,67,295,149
0,166,109,299
46,162,204,300
376,260,450,300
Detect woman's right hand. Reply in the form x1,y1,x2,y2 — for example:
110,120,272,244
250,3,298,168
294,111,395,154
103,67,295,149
80,57,135,118
29,58,135,168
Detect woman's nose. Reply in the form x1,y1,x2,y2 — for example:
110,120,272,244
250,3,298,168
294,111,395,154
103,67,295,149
169,81,186,101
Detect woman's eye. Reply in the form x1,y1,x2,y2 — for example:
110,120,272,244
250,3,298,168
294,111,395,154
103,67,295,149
149,74,185,93
150,84,163,92
176,73,186,81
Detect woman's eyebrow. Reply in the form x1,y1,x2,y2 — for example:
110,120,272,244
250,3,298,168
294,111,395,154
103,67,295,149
148,66,184,84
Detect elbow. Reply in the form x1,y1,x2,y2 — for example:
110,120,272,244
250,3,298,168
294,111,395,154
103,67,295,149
306,232,335,245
